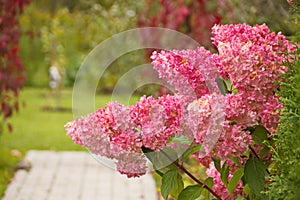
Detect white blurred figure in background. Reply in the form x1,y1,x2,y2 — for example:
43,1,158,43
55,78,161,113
49,65,61,90
47,61,62,110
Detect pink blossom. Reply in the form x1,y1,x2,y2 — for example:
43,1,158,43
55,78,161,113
186,94,213,145
105,102,142,152
116,152,147,178
225,93,259,127
206,162,244,200
151,47,220,100
65,120,83,146
212,123,252,160
186,94,251,164
65,95,183,177
65,106,147,178
193,122,252,167
131,95,183,151
212,23,295,93
212,23,295,133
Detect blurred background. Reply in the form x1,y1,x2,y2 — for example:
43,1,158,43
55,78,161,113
18,0,295,91
0,0,298,198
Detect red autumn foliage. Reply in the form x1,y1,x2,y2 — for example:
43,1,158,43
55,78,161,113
0,0,30,133
137,0,233,49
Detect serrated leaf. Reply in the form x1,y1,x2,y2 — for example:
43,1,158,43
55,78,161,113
161,169,178,200
180,145,202,161
227,167,244,195
244,157,267,195
178,185,203,200
168,135,193,145
251,125,268,145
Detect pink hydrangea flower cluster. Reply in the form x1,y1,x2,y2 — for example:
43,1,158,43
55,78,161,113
212,23,295,133
186,94,252,167
66,23,295,197
65,95,182,177
131,95,183,151
151,47,220,100
65,109,146,178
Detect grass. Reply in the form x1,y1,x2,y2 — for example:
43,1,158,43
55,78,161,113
0,87,140,197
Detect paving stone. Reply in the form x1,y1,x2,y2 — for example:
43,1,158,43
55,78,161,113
2,150,157,200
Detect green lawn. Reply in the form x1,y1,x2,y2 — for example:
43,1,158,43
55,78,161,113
0,87,139,197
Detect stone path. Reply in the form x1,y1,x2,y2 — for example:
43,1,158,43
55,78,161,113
2,150,157,200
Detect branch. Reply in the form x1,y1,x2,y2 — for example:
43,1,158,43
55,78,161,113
249,145,271,175
160,150,222,200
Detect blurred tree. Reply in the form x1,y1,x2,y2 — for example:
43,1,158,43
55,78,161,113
137,0,233,50
228,0,294,35
0,0,30,134
19,0,144,91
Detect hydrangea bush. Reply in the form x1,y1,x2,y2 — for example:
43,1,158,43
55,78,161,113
65,24,295,200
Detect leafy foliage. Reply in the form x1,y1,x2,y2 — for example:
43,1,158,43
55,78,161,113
244,157,267,195
227,167,244,195
0,0,30,134
178,184,203,200
19,0,144,89
265,3,300,199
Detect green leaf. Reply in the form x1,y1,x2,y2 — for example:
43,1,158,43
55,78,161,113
162,146,179,162
202,177,214,199
227,167,244,195
161,169,178,200
251,125,268,145
230,157,239,165
235,196,244,200
142,146,164,176
142,146,178,172
171,173,184,199
243,184,251,196
215,77,228,95
229,120,237,125
180,145,202,161
244,157,267,195
168,135,193,145
232,88,238,94
178,185,203,200
247,190,263,200
220,161,229,186
212,157,221,172
205,177,214,189
224,78,232,90
259,146,270,158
